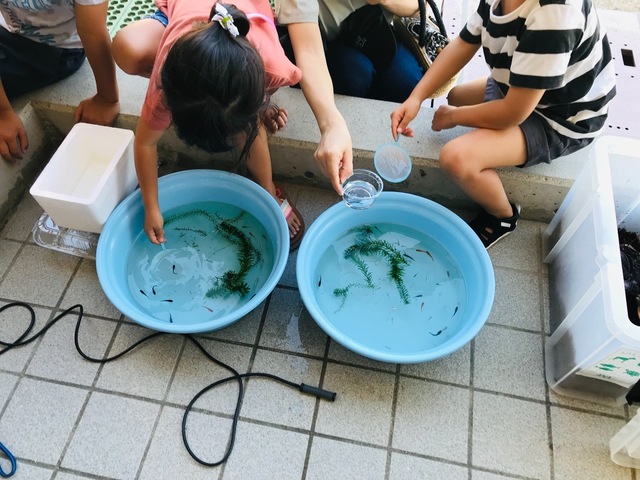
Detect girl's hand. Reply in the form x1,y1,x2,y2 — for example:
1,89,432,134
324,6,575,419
144,206,165,245
390,97,421,140
432,104,457,131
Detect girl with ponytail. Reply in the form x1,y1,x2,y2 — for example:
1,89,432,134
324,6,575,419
112,0,305,248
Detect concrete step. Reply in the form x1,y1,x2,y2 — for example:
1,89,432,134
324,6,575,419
1,9,638,228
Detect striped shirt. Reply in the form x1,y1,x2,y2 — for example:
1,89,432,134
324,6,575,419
460,0,616,139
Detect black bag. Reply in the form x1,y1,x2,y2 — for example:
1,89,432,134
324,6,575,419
336,4,397,70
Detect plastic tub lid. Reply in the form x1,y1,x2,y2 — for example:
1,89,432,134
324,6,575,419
374,140,412,183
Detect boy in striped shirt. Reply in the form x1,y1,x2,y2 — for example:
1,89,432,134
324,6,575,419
391,0,616,248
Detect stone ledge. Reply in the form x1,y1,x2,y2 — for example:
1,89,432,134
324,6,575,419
0,61,601,228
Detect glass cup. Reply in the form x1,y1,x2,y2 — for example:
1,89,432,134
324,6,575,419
342,169,383,210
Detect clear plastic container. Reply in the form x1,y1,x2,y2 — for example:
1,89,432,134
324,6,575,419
610,410,640,468
32,212,99,259
543,136,640,405
342,169,383,210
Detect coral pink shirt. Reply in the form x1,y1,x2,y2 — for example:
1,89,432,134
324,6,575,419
141,0,302,131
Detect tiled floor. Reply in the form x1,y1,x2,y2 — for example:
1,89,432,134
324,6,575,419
2,0,639,478
0,183,638,480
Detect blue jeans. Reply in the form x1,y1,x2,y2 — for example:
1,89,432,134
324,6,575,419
325,40,423,103
0,27,85,100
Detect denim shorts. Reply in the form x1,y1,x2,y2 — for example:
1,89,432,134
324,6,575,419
143,10,169,27
484,77,591,167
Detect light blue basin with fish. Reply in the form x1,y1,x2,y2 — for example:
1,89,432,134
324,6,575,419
297,192,494,363
96,170,289,334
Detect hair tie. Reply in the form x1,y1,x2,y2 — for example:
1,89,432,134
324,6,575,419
211,3,239,37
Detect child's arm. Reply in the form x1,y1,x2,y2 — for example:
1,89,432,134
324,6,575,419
0,81,28,162
432,86,545,131
391,36,479,138
134,118,165,244
74,1,120,126
366,0,419,17
287,22,352,195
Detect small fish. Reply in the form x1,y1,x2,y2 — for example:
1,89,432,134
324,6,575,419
249,232,256,239
420,302,424,312
203,305,213,312
169,313,173,323
403,253,415,261
152,285,158,295
452,306,459,317
172,264,177,274
161,299,174,303
139,289,148,297
414,294,423,298
318,276,322,287
446,270,450,278
430,327,447,336
416,248,434,260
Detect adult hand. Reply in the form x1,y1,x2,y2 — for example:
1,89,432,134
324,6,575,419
144,205,165,245
314,118,353,195
74,94,120,126
432,104,457,131
0,107,28,162
390,97,421,140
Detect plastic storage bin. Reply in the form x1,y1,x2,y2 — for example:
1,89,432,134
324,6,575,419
30,123,136,233
610,410,640,468
543,135,640,405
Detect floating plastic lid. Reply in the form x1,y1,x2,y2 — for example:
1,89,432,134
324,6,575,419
374,139,412,183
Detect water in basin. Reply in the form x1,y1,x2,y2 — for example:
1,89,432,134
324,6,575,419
126,201,274,326
313,223,467,353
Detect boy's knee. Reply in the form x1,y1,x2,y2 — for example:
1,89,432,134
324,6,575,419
439,143,469,179
446,86,463,106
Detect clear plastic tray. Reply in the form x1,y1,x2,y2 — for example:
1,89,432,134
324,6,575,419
32,212,99,259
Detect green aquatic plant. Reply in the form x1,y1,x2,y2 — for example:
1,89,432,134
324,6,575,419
164,207,261,298
334,225,412,306
174,227,208,237
164,208,218,226
333,284,359,312
343,245,374,288
206,215,262,298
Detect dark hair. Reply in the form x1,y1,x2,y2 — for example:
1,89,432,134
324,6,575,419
160,3,267,161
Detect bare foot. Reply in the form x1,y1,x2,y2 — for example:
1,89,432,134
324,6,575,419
262,105,288,134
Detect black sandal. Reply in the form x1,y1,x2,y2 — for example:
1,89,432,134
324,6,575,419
470,203,521,249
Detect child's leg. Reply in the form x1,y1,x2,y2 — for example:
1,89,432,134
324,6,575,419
245,126,303,239
447,77,488,107
325,41,375,99
112,15,166,78
439,126,526,219
0,28,85,99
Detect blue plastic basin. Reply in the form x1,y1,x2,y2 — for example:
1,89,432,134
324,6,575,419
96,170,289,334
296,192,494,363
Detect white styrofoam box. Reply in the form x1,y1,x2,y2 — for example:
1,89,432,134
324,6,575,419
610,409,640,468
543,135,640,406
30,123,136,233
